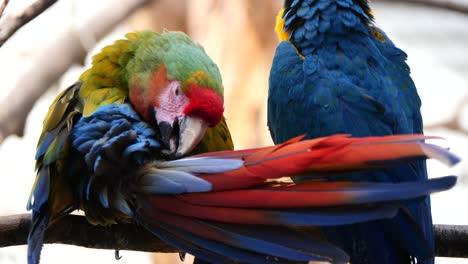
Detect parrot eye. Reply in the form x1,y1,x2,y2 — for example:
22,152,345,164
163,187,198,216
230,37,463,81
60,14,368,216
175,87,180,96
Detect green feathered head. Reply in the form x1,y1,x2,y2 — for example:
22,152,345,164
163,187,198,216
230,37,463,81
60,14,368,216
79,30,225,157
125,30,224,125
126,30,223,95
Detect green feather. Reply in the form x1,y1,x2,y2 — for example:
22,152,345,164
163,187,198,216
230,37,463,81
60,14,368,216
126,30,223,95
78,30,223,116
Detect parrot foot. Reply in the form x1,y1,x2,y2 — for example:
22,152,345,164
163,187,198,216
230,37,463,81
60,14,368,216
179,252,186,261
115,250,122,260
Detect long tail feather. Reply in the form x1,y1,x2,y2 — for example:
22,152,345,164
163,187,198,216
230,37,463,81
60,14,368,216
175,176,456,208
182,135,459,191
137,208,348,263
149,196,399,225
137,217,239,264
134,175,456,263
140,135,458,194
143,176,454,226
27,211,50,264
133,134,459,264
155,221,309,264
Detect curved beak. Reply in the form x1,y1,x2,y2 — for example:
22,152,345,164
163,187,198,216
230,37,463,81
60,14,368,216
175,116,208,157
158,115,208,158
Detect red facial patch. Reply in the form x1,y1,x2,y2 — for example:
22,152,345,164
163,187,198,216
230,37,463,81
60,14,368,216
183,84,224,127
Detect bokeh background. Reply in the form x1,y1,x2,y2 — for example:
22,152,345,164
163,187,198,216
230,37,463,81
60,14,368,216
0,0,467,263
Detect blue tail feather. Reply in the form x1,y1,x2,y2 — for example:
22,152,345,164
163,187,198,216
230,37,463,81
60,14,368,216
136,208,348,263
138,214,301,264
27,210,51,264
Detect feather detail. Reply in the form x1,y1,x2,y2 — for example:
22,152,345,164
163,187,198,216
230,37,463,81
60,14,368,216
175,176,456,208
137,208,348,263
98,186,109,208
135,175,456,263
148,195,399,226
420,143,460,166
138,215,296,264
139,168,213,194
154,157,243,174
27,211,50,264
191,135,459,191
111,192,132,216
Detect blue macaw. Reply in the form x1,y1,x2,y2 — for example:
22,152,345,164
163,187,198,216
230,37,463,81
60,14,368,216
269,0,434,263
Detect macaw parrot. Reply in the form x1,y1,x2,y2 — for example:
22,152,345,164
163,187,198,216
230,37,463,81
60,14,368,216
27,30,457,264
269,0,435,263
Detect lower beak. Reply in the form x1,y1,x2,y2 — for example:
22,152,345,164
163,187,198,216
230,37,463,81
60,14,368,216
158,116,208,158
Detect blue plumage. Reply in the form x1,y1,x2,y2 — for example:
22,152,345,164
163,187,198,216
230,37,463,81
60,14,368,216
73,103,160,168
139,169,213,194
269,1,433,263
69,103,162,221
138,209,345,263
51,99,457,264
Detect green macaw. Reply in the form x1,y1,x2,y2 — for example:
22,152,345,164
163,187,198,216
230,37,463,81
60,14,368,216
27,29,457,264
28,30,233,263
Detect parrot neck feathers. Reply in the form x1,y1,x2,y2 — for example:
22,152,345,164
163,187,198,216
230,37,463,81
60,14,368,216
275,8,290,42
354,0,373,21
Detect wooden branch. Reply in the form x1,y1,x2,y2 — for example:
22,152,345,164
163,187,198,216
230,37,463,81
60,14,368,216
0,0,8,18
425,116,468,136
0,214,177,253
0,0,57,47
1,213,468,258
0,0,151,144
435,224,468,258
424,95,468,136
380,0,468,15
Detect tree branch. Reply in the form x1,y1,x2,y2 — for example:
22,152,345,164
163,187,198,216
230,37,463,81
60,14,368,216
1,214,467,258
380,0,468,15
0,0,151,144
0,0,57,47
0,214,177,253
435,224,468,258
424,95,468,136
0,0,9,18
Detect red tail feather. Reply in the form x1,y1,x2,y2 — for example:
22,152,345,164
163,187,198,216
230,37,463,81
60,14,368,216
194,134,447,191
149,196,284,225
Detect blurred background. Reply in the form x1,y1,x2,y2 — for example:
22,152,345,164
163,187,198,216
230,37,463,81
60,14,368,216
0,0,467,263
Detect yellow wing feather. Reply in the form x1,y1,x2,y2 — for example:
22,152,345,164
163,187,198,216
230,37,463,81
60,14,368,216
30,83,82,217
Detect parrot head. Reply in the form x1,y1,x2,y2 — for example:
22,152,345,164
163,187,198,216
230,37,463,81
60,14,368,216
276,0,374,41
126,31,224,158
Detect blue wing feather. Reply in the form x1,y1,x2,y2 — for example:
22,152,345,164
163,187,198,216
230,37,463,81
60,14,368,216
137,209,346,263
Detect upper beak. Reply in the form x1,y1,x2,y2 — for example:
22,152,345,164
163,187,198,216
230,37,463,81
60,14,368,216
176,116,208,157
158,116,208,158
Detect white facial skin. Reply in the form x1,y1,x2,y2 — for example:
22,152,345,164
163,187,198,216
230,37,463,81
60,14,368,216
155,81,190,125
155,81,208,157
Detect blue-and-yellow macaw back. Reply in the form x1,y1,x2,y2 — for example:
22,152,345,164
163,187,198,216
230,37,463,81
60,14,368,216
269,0,432,263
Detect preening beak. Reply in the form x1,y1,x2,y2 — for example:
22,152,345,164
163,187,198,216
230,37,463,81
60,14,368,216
176,116,208,157
157,115,208,158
